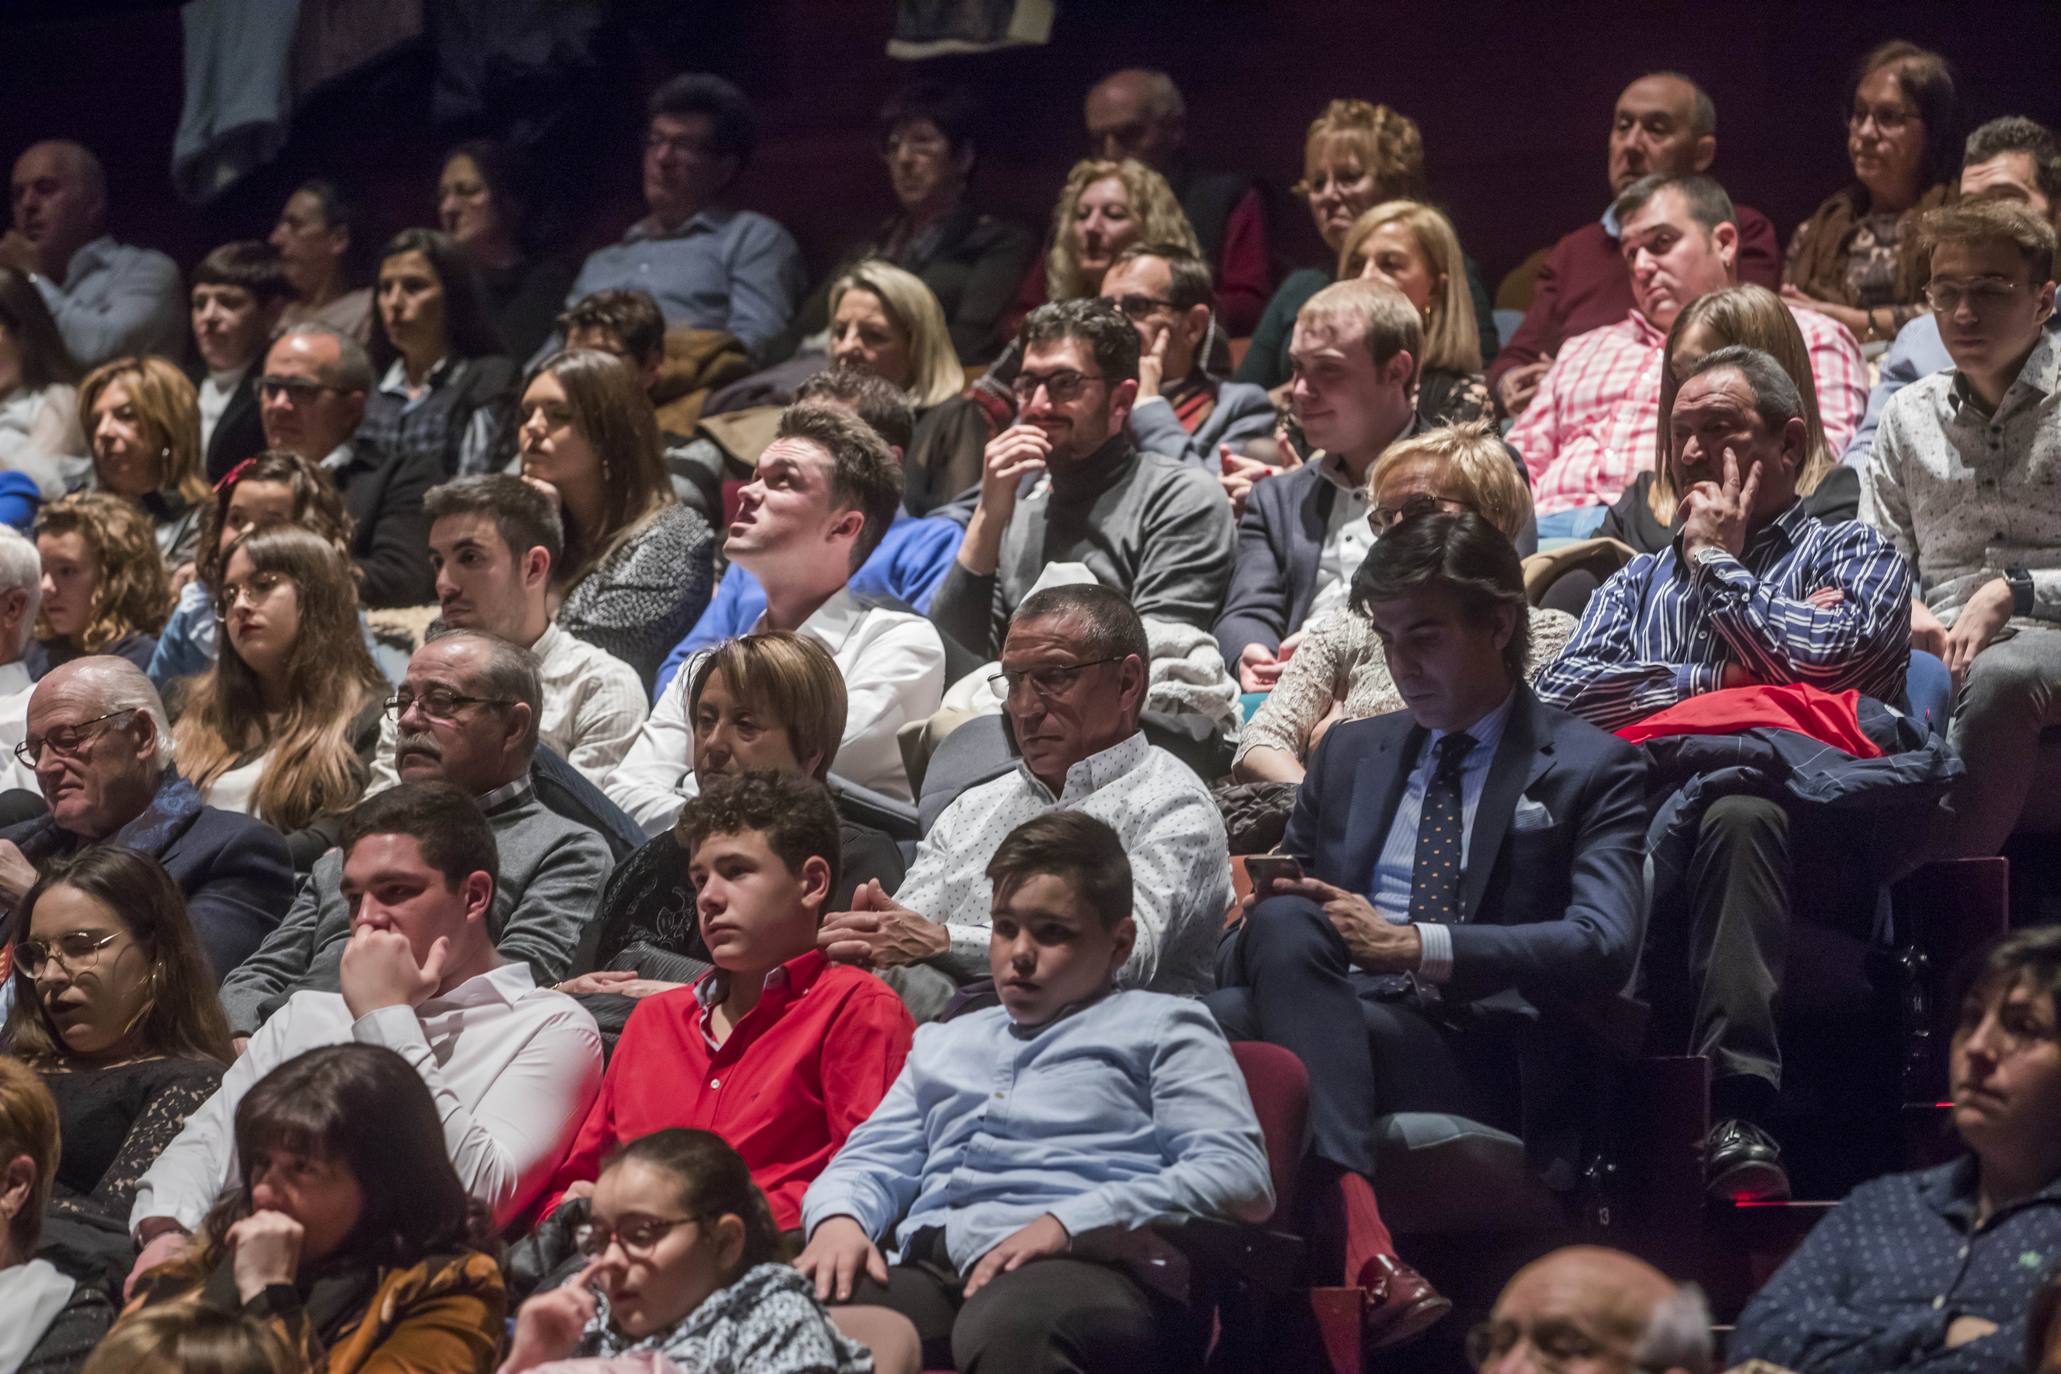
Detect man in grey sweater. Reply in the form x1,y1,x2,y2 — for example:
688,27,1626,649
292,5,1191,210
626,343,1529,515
218,630,615,1039
929,298,1235,660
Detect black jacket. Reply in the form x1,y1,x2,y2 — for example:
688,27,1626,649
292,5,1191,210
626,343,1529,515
329,440,440,608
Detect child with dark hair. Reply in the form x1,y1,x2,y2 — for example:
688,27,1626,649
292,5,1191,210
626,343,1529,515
797,810,1272,1374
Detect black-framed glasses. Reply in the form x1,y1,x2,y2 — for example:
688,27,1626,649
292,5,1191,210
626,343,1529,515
1848,102,1919,133
1010,369,1107,404
384,689,516,722
1101,293,1178,322
1924,278,2026,314
573,1212,706,1260
13,709,139,767
13,929,124,977
215,570,293,620
988,657,1123,698
258,376,344,403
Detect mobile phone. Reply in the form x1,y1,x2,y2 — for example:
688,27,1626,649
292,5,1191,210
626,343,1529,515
1245,855,1305,898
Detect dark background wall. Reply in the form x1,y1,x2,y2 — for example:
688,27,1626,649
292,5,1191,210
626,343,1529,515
5,0,2059,307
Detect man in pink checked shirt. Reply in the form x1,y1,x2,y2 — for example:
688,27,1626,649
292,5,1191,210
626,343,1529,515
1509,173,1867,541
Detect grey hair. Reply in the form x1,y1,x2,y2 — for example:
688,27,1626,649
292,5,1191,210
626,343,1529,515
0,527,42,657
1012,583,1149,667
1129,69,1185,122
56,657,173,767
1642,71,1717,138
274,321,374,393
422,627,542,755
1684,344,1805,436
1612,172,1737,235
1630,1283,1714,1374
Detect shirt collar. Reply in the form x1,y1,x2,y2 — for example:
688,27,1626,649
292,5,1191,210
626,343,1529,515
752,585,865,654
1949,327,2061,415
1004,984,1119,1039
422,960,536,1013
477,774,534,815
378,356,455,396
1625,310,1669,347
1600,202,1622,239
692,949,827,1014
206,361,251,392
1429,689,1515,761
1016,730,1151,803
1919,1153,2061,1226
529,622,565,661
319,442,354,473
627,203,734,243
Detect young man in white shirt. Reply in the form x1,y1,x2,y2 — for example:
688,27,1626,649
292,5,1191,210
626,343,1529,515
128,781,603,1283
367,474,647,789
606,402,946,830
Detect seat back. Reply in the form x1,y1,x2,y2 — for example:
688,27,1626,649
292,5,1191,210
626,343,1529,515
1231,1041,1309,1226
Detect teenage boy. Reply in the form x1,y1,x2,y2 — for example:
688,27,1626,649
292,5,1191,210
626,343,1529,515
539,771,913,1225
797,810,1273,1374
188,240,292,482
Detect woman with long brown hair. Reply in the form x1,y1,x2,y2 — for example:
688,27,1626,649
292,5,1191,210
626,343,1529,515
27,490,170,678
518,348,714,688
76,355,211,566
170,526,386,869
4,847,233,1230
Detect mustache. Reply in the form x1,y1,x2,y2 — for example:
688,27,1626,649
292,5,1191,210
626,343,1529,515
395,730,442,761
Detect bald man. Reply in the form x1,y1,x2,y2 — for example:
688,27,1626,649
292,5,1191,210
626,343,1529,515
1472,1246,1712,1374
2,140,185,365
1083,68,1272,334
1489,73,1781,416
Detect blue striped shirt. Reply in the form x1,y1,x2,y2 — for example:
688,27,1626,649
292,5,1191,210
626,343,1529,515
1535,499,1912,732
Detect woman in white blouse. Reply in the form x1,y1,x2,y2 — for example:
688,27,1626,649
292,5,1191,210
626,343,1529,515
0,268,86,513
1235,421,1577,784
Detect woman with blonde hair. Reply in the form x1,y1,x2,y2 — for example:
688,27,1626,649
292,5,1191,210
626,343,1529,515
27,490,170,677
1041,157,1199,307
1235,421,1577,785
828,259,966,410
170,526,386,868
81,1305,297,1374
518,348,714,687
1340,201,1492,426
1536,284,1858,618
76,356,210,565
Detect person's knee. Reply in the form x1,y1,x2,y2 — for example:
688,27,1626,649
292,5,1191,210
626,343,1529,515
1228,894,1346,979
953,1265,1158,1369
1696,795,1790,852
1960,645,2060,722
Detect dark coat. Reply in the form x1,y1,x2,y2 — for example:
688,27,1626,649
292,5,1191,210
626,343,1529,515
203,372,267,484
330,440,440,608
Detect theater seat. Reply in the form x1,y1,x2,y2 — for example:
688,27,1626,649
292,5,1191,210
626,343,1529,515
1371,1112,1566,1235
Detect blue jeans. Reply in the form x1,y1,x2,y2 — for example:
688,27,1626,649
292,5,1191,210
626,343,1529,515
1535,506,1610,541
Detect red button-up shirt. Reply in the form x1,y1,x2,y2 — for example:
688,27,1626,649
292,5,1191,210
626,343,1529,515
539,950,914,1228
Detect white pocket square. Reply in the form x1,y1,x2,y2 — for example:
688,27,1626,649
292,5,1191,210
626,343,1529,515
1512,797,1555,832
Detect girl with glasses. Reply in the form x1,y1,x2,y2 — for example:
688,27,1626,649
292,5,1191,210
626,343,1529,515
4,847,232,1236
504,1128,885,1374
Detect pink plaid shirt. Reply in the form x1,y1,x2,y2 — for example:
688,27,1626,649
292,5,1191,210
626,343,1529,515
1508,305,1867,516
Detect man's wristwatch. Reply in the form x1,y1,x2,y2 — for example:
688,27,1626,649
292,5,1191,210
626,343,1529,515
2006,566,2035,617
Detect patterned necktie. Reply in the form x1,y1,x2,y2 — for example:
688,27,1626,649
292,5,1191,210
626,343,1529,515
1407,732,1476,926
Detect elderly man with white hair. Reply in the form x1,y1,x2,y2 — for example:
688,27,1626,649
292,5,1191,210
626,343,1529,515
1470,1245,1712,1374
0,139,185,364
0,656,292,977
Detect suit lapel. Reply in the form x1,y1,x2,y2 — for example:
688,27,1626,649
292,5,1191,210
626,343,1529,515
1290,471,1332,627
1460,689,1555,921
1345,715,1421,896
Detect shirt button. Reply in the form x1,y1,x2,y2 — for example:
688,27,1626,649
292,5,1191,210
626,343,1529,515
709,1078,720,1089
994,1091,1005,1100
1933,1296,1946,1309
1960,1244,1971,1258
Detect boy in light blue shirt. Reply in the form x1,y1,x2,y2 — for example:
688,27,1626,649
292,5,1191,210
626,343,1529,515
796,810,1271,1374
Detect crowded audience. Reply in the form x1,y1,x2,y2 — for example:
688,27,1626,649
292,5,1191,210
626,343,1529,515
2,36,2060,1374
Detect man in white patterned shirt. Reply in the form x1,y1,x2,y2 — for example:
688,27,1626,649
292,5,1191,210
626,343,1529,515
1863,199,2061,857
366,474,646,790
817,583,1231,1012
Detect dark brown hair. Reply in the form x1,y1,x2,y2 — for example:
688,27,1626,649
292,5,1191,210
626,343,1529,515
986,810,1134,932
195,449,356,591
338,781,499,894
1350,507,1530,680
0,266,80,390
523,348,672,585
684,631,847,784
675,770,843,906
773,401,903,568
604,1128,782,1278
1852,41,1961,192
368,227,507,371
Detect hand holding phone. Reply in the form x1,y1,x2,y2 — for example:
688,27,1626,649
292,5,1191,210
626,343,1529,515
1245,855,1305,900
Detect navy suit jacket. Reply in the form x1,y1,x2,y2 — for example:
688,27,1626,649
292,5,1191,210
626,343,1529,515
1282,685,1650,1011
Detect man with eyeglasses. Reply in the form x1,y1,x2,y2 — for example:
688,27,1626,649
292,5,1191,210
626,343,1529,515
0,657,292,979
818,584,1230,1014
217,630,613,1042
1471,1246,1712,1374
928,297,1234,665
1863,199,2061,858
258,322,438,607
1100,243,1274,469
550,73,803,366
1844,117,2061,467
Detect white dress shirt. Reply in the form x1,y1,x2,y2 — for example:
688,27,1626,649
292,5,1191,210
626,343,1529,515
1306,455,1375,627
894,731,1231,997
196,362,249,453
605,586,947,833
32,234,186,366
370,622,648,793
130,962,602,1236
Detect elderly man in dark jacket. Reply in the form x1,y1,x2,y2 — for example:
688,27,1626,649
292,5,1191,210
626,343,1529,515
0,658,291,978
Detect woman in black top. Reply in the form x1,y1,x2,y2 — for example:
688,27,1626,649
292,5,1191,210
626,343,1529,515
437,140,576,365
5,847,233,1228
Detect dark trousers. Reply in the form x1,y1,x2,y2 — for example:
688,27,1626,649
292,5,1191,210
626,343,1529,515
1672,794,1793,1103
844,1228,1195,1374
1204,896,1519,1178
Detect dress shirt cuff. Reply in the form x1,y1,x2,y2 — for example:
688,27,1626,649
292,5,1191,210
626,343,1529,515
1673,662,1719,699
1415,922,1454,984
350,1003,429,1053
800,1193,888,1245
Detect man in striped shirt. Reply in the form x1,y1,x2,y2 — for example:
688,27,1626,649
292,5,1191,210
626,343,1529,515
1507,173,1866,538
1537,345,1911,1201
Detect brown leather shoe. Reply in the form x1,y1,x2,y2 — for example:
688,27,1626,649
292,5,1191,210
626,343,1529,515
1358,1253,1452,1351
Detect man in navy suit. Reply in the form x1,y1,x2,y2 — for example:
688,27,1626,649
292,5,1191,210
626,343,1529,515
1208,508,1648,1344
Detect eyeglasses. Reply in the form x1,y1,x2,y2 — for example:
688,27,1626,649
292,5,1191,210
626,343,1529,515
882,131,950,159
13,708,139,767
1370,495,1475,532
1924,278,2028,315
573,1212,705,1260
1010,370,1107,404
1466,1319,1620,1372
215,570,293,619
14,929,124,978
1848,103,1919,133
258,376,344,403
988,657,1123,698
1101,293,1178,322
384,688,516,722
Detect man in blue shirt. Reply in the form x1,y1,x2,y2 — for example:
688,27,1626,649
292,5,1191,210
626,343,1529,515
1730,926,2061,1374
1210,506,1649,1350
796,810,1272,1374
556,75,804,366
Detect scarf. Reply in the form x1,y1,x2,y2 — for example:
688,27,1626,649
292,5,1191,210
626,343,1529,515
1787,181,1953,305
13,768,203,868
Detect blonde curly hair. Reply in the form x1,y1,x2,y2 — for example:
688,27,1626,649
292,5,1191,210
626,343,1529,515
1295,100,1427,204
32,490,171,653
1043,158,1200,304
